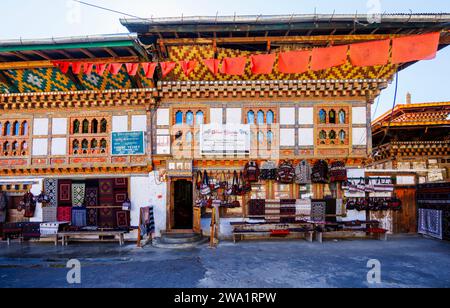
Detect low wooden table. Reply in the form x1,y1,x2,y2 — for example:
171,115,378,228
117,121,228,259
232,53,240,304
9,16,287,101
57,231,126,246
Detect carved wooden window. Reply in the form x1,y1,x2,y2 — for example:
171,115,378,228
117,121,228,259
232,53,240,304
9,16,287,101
69,116,110,155
329,110,336,124
316,106,350,146
319,110,327,124
339,110,346,124
0,119,30,157
172,108,208,157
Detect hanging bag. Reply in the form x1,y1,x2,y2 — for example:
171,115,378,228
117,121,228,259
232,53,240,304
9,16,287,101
200,170,211,196
195,170,203,190
244,161,260,183
240,171,252,195
219,171,228,189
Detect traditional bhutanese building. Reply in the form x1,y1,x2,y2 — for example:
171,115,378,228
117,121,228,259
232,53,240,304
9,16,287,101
370,99,450,183
1,14,450,240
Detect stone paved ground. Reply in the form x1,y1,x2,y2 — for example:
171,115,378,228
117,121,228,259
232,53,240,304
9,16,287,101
0,235,449,288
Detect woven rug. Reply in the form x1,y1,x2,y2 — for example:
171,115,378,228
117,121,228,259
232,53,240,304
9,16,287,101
44,179,58,208
98,208,116,228
265,200,280,223
116,211,130,228
72,183,86,207
114,191,128,207
87,208,98,226
99,179,114,206
58,180,72,206
85,187,98,207
71,208,87,227
42,207,57,222
57,207,72,222
114,178,128,189
248,199,265,216
295,199,311,222
419,209,443,240
311,200,327,223
280,199,296,223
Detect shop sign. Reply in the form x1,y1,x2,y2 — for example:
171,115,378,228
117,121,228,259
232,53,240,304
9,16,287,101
111,131,145,156
200,124,250,156
166,160,193,177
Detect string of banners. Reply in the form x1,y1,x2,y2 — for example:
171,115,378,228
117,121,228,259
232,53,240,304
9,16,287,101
53,32,440,78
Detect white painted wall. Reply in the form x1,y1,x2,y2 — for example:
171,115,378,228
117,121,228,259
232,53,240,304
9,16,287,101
298,107,314,125
131,115,147,132
298,128,314,146
280,128,296,146
112,115,128,132
201,217,246,239
226,108,242,124
352,107,367,125
52,118,67,135
51,138,67,155
157,108,170,126
210,108,223,124
29,178,44,223
130,172,167,237
280,107,296,125
33,118,49,135
156,136,171,155
32,138,48,156
352,128,367,146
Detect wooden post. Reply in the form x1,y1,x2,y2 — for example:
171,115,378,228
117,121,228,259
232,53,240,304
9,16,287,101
209,207,216,248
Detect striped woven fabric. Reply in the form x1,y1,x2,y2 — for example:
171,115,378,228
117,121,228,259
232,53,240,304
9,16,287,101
295,199,311,222
265,200,280,223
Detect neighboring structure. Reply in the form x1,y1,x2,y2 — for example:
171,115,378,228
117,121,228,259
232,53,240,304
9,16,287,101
1,14,450,239
370,100,450,183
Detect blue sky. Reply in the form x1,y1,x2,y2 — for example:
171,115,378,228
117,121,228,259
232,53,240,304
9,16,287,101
1,0,450,119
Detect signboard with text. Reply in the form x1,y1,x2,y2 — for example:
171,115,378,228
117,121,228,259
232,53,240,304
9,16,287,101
111,131,145,156
200,124,250,156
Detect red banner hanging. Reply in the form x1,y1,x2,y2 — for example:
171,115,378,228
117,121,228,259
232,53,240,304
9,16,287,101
391,32,440,64
95,63,108,75
311,45,348,71
350,39,390,67
180,60,198,76
109,63,123,75
278,50,310,74
220,57,247,76
83,63,94,75
160,62,176,78
54,62,70,74
71,62,82,74
250,54,276,74
141,63,158,78
203,59,220,75
125,63,139,76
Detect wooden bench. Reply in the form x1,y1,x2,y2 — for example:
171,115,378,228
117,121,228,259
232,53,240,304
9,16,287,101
57,231,126,246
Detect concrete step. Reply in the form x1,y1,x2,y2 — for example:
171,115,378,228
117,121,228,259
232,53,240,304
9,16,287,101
152,237,208,250
160,232,203,244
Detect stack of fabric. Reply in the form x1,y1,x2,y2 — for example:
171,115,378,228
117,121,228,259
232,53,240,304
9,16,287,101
248,199,265,217
2,222,23,240
295,199,311,222
280,199,296,223
40,222,65,236
22,222,41,240
265,200,280,223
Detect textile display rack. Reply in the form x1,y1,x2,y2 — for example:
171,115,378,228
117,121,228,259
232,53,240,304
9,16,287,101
137,206,155,248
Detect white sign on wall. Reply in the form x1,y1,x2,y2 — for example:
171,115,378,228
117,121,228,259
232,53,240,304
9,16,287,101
200,124,250,156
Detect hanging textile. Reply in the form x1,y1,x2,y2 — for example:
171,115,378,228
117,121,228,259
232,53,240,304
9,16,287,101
95,63,108,75
42,207,57,222
83,63,94,75
243,161,260,183
22,223,41,240
295,160,312,185
140,206,155,237
87,208,98,227
44,179,58,208
98,208,116,229
392,32,440,64
99,179,114,207
418,209,443,240
180,60,198,76
295,199,311,222
116,211,130,229
248,199,265,216
220,57,247,76
114,178,128,189
280,199,296,223
0,191,8,223
58,180,72,206
310,200,326,223
311,45,348,71
71,183,86,207
114,178,128,207
330,161,348,182
141,62,158,78
250,54,276,74
278,50,310,74
22,192,36,218
311,160,329,184
203,58,220,75
260,161,278,180
277,161,296,184
349,39,390,67
265,200,280,223
57,207,72,222
71,62,83,74
85,187,98,207
109,63,123,75
54,62,70,74
71,208,87,227
160,62,176,78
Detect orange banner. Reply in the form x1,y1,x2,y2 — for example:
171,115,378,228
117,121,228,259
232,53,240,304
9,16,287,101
203,59,220,75
250,54,276,74
180,60,198,76
160,62,176,78
311,45,348,71
220,57,247,76
278,50,310,74
350,39,390,67
392,32,440,64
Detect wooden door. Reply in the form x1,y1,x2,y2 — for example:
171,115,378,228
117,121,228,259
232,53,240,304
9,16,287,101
393,187,417,234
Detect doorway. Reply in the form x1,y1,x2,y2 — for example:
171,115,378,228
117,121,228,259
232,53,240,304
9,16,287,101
173,180,193,230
